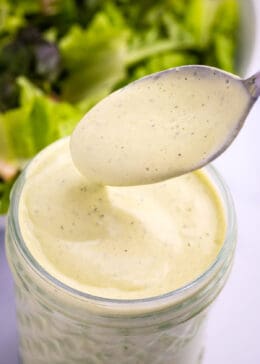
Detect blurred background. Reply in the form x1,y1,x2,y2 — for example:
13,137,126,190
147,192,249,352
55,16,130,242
0,0,247,210
0,0,259,363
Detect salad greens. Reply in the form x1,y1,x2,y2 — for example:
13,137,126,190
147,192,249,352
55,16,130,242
0,0,240,213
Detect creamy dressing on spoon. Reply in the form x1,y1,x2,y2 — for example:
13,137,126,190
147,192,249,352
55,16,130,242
71,66,251,186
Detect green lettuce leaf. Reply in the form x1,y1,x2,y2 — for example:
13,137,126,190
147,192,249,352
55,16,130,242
212,0,239,71
185,0,223,48
59,7,129,109
0,77,83,164
0,0,40,39
0,177,17,214
131,51,199,80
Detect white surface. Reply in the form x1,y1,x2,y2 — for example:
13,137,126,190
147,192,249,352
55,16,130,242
205,2,260,363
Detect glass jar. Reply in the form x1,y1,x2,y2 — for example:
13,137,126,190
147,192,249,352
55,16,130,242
6,164,236,364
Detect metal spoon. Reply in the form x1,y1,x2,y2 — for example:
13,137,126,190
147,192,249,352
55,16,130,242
244,70,260,99
71,66,260,186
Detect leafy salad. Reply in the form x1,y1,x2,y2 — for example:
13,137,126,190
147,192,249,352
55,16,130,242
0,0,239,213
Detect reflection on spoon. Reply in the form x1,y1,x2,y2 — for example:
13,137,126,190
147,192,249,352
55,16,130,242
71,65,259,186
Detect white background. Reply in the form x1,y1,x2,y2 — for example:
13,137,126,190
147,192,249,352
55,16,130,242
205,1,260,362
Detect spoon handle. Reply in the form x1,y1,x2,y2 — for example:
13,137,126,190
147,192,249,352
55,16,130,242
244,71,260,100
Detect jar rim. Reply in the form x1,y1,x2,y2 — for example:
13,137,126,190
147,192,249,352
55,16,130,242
8,146,236,313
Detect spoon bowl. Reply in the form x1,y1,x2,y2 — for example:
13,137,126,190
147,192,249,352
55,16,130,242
71,65,259,186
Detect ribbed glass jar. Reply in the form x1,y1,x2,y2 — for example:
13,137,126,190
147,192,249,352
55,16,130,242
6,164,237,364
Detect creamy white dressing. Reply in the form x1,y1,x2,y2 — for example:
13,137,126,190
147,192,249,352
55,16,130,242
19,138,226,299
71,66,251,186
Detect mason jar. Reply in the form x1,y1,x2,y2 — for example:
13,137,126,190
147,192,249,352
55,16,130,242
5,164,236,364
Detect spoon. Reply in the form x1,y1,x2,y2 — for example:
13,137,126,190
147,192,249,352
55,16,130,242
71,65,260,186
